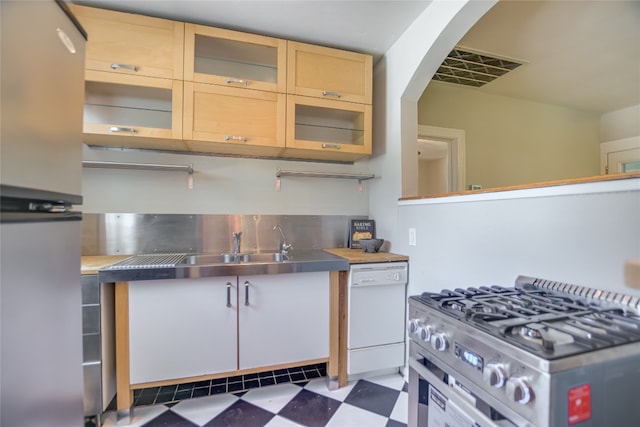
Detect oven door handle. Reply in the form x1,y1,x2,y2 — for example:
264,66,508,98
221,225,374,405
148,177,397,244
409,356,528,427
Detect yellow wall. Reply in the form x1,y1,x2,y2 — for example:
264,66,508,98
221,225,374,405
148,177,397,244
418,81,601,188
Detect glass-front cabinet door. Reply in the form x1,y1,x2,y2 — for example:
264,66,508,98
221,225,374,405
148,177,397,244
285,95,371,161
184,24,286,93
82,71,185,151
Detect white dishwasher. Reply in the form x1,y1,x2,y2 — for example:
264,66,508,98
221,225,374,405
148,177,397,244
347,261,408,379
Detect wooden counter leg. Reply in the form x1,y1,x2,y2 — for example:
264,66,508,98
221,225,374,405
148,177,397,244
337,271,348,388
327,270,349,389
115,281,133,422
327,271,340,389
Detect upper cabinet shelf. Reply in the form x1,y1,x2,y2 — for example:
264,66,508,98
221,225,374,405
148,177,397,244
68,4,184,80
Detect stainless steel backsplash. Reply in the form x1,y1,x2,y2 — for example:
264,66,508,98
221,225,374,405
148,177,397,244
82,214,362,256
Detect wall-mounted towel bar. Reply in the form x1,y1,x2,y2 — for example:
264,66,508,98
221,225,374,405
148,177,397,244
82,161,194,189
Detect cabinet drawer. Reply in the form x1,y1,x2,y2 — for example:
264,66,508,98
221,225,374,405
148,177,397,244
185,24,286,93
83,362,102,416
83,333,101,363
82,305,100,335
184,82,285,155
287,41,372,104
82,275,99,305
69,4,184,80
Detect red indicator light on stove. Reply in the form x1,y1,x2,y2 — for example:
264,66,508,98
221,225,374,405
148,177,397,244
568,384,591,425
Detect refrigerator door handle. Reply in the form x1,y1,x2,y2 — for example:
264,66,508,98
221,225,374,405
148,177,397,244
28,202,70,213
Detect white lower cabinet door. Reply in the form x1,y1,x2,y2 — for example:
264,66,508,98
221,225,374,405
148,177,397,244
238,272,329,370
129,277,238,384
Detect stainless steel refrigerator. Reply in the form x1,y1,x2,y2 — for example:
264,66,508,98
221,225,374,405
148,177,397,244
1,1,87,426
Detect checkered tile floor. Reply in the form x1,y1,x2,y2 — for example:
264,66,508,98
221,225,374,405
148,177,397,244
100,373,408,427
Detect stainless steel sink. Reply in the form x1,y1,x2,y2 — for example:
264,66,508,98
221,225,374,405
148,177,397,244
182,252,289,265
249,252,289,262
181,254,228,265
98,250,349,282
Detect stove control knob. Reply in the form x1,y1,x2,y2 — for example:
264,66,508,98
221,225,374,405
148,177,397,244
407,319,422,334
483,363,507,388
420,325,434,342
506,377,534,405
431,333,449,352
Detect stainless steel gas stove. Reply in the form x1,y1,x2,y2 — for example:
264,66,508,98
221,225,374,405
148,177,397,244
407,275,640,427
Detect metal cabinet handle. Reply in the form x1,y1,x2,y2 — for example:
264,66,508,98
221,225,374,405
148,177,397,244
225,135,248,142
109,126,137,134
322,90,342,98
321,143,341,150
111,63,138,72
244,281,250,306
226,77,249,86
226,282,232,307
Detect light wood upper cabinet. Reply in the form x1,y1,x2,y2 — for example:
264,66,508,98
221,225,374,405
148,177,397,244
72,4,372,162
184,24,286,93
183,82,285,157
82,70,186,151
287,41,372,105
69,4,184,80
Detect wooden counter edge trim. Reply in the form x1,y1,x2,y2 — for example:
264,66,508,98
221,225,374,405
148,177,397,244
324,248,409,264
400,172,640,201
115,281,132,411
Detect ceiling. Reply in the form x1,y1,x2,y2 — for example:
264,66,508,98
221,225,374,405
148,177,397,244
74,0,430,60
456,0,640,113
75,0,639,114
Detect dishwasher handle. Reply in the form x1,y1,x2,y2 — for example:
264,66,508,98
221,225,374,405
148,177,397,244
350,269,407,287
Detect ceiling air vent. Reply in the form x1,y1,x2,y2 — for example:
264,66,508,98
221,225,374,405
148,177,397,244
433,48,523,87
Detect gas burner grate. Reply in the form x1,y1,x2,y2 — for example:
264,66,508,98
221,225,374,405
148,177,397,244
414,277,640,358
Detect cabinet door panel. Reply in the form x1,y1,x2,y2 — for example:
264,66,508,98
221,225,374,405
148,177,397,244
184,82,285,154
129,278,237,384
287,41,372,104
69,4,184,79
239,272,329,370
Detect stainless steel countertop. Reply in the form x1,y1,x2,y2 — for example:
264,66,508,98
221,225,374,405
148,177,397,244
97,249,349,282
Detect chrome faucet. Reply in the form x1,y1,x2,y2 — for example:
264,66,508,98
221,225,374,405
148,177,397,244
273,225,293,255
232,231,242,254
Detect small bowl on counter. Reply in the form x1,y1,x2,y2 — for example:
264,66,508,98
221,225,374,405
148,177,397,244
359,238,385,253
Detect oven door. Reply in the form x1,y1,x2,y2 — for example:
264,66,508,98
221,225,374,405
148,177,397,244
408,356,521,427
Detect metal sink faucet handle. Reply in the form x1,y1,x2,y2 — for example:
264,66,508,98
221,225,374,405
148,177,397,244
232,231,242,254
273,225,293,255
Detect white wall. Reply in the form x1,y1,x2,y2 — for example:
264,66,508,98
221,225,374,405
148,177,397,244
81,146,370,215
396,178,640,298
418,81,601,188
369,0,496,252
80,0,495,241
601,104,640,142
